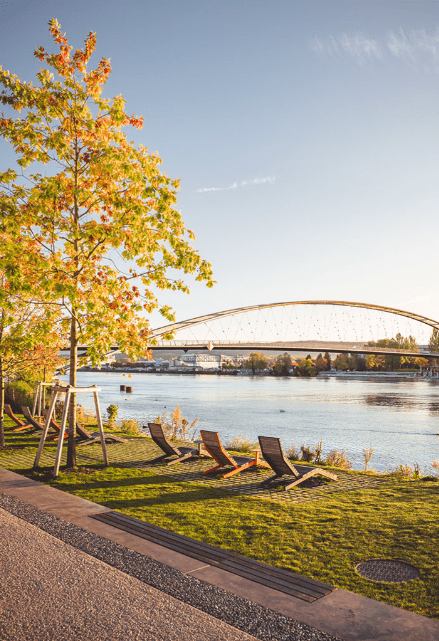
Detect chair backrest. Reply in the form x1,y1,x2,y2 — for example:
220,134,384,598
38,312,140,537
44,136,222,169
4,404,25,425
21,406,43,430
258,436,298,477
42,409,91,439
148,423,181,457
200,430,235,467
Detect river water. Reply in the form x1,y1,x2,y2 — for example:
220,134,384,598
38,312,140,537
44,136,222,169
63,372,439,473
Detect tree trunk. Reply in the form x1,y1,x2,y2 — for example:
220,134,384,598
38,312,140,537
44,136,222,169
67,313,77,468
0,357,5,449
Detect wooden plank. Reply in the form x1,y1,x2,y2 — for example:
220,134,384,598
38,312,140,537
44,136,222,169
91,511,335,601
219,559,329,598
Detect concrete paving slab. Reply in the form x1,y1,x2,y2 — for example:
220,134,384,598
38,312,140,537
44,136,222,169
0,468,111,518
189,565,439,641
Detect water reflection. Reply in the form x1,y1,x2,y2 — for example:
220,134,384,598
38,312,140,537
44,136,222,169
364,394,439,414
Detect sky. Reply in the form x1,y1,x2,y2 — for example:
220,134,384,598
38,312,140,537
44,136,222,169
1,0,439,332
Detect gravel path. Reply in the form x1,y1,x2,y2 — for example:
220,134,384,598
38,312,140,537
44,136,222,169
0,494,344,641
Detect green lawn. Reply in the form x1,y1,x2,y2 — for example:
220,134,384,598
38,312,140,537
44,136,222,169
1,415,438,620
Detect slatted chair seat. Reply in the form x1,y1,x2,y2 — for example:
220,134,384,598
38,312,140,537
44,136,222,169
21,406,61,440
145,423,198,466
200,429,270,479
4,405,32,432
42,409,94,442
258,436,337,490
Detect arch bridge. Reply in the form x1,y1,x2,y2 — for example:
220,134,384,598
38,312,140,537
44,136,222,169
119,300,439,360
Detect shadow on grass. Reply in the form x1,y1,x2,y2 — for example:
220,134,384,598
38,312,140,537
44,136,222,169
100,485,228,510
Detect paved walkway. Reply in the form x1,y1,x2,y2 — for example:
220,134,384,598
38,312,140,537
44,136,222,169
1,467,438,641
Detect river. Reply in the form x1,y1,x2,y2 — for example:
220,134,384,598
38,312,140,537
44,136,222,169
61,372,439,473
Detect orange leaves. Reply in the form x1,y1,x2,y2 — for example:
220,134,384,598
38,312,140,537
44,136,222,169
0,20,214,369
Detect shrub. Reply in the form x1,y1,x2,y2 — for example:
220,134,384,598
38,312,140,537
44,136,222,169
225,433,258,453
5,380,34,412
157,405,199,441
432,460,439,478
389,462,425,479
300,445,317,462
106,404,119,427
76,405,97,426
325,449,353,469
285,443,301,460
119,419,141,436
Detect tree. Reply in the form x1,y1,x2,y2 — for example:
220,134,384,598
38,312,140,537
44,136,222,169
0,21,214,467
334,354,349,371
314,353,328,372
324,351,331,371
294,357,317,377
273,353,292,376
429,328,439,354
0,281,62,447
244,352,266,374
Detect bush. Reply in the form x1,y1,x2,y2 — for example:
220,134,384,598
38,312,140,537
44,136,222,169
432,460,439,478
285,443,301,460
225,433,258,453
389,462,425,479
106,404,119,427
325,449,353,469
5,380,34,412
300,444,317,462
76,405,97,426
157,405,199,441
119,419,141,436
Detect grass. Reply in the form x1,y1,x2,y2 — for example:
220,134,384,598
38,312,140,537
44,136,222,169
1,414,439,620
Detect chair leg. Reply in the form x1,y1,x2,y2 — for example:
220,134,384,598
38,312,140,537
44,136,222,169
203,463,223,475
259,473,282,486
167,452,193,466
222,460,255,478
284,468,318,490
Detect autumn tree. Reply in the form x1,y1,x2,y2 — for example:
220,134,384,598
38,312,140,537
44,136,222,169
294,357,317,377
0,279,62,447
244,352,266,374
273,353,293,376
315,353,328,372
0,21,213,467
323,351,331,371
429,328,439,353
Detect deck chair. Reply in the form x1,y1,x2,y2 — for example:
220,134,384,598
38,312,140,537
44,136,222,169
43,409,92,442
41,409,127,446
145,423,199,466
22,406,61,440
200,430,270,479
4,405,32,432
258,436,337,490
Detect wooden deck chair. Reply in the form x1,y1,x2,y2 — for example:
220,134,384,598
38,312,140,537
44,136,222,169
21,406,61,440
3,405,32,431
258,436,337,490
200,430,270,479
41,409,126,446
43,409,92,442
145,423,198,466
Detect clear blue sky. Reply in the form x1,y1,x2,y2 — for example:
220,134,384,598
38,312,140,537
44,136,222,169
1,0,439,329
